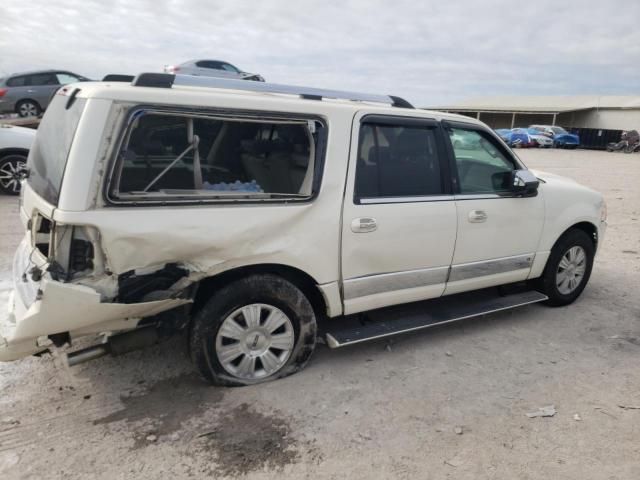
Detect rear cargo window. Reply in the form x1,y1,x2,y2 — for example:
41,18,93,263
109,110,325,203
27,95,86,205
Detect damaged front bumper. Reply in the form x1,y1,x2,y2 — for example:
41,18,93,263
0,238,189,362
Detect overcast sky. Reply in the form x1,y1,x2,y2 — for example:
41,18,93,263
1,0,639,106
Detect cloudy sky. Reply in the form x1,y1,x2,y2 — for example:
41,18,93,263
1,0,639,106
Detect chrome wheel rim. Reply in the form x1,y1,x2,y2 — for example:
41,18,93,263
215,303,295,380
0,159,26,193
556,246,587,295
19,103,38,117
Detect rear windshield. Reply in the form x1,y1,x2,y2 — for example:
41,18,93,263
27,94,86,205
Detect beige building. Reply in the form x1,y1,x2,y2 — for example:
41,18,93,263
434,96,640,130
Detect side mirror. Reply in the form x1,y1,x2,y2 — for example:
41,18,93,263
511,169,539,197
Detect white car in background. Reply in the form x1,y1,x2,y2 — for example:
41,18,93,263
164,59,265,81
0,124,36,195
526,128,553,148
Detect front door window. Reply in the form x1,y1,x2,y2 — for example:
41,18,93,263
448,127,517,194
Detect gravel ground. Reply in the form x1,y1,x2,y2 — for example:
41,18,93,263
0,149,639,479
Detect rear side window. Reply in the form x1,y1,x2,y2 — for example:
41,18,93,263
109,110,326,203
7,76,26,87
28,73,58,86
354,122,445,201
197,61,222,70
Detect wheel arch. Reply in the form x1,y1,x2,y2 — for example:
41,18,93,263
191,263,328,322
0,148,30,160
557,221,598,251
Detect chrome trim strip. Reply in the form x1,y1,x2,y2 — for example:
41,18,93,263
359,195,455,204
448,254,534,282
454,193,502,200
343,266,449,300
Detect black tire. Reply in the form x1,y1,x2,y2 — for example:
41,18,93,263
190,274,317,386
16,99,41,118
0,154,28,195
536,229,595,306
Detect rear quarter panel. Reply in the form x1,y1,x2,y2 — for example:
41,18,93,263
53,100,355,287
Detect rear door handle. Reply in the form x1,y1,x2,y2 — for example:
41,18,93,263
351,217,377,233
468,210,488,223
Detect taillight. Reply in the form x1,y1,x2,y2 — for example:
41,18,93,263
0,88,7,97
166,65,180,73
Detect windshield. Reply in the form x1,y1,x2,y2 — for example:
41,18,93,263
551,126,567,134
27,94,86,205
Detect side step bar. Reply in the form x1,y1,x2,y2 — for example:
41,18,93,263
325,289,547,349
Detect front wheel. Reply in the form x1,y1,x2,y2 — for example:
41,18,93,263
536,229,595,306
190,274,317,386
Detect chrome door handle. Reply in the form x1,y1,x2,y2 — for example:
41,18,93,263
27,89,36,93
351,217,377,233
468,210,488,223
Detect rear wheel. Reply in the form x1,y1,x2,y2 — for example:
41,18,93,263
190,274,317,386
16,100,41,118
536,229,595,306
0,154,27,195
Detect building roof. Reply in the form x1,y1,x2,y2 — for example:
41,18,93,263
433,95,640,113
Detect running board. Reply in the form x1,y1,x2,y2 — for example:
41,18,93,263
325,289,547,348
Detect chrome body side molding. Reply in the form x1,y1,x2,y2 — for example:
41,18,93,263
448,254,533,282
343,266,449,300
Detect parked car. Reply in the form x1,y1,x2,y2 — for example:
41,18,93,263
164,60,265,81
1,74,606,386
526,128,554,148
0,125,36,195
0,70,90,117
530,125,580,148
494,128,535,148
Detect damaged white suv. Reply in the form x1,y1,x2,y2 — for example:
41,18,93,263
2,74,606,386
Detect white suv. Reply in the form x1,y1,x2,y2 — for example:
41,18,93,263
1,74,606,386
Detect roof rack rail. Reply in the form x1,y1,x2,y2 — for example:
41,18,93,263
102,74,135,82
131,73,414,109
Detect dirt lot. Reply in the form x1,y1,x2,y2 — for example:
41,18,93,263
0,149,639,480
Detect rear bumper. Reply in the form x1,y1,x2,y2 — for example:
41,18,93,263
1,238,189,362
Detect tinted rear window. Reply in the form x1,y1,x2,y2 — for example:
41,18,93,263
355,123,444,200
27,95,86,205
29,73,58,86
7,76,26,87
